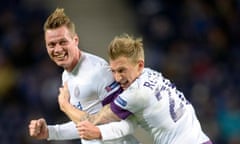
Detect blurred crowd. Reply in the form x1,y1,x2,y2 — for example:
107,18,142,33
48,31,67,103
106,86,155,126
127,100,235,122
0,0,239,144
0,1,65,144
130,0,240,144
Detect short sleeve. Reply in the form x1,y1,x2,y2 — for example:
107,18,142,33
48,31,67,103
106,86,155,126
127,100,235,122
111,87,151,119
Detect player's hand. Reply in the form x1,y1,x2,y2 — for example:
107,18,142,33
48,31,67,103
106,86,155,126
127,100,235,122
76,120,102,140
28,118,48,139
58,82,71,112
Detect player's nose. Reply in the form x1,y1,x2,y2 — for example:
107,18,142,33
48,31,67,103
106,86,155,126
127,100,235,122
114,73,122,82
54,43,63,52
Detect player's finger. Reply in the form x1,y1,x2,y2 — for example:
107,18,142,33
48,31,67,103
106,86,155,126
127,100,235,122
32,120,41,134
38,118,46,126
29,128,39,136
29,120,38,129
29,122,39,136
79,129,87,139
77,127,84,139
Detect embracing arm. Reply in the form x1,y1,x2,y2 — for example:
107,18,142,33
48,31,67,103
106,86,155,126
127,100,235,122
88,104,121,125
58,83,121,125
58,83,88,124
58,83,119,125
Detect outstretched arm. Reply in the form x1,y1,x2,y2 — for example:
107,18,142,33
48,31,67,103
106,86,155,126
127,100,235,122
58,83,121,125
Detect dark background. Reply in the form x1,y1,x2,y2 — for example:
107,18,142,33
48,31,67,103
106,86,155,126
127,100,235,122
0,0,239,144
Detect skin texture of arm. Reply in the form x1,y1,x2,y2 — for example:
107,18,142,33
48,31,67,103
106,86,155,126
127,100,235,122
89,104,121,125
58,83,121,125
58,83,88,124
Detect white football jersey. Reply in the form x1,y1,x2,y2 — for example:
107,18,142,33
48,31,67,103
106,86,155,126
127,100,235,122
48,52,139,144
111,68,211,144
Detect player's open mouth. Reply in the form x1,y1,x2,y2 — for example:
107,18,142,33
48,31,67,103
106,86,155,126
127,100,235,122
54,53,67,60
120,80,129,89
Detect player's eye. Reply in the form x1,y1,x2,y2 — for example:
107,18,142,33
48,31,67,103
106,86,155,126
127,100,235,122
118,68,125,73
60,40,68,46
48,42,55,48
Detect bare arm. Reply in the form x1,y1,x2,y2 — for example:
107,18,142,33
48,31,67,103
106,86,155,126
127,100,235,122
59,83,121,125
58,83,88,124
88,104,121,125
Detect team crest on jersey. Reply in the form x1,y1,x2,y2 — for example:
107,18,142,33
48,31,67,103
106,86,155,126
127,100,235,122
74,86,80,97
105,81,119,92
115,96,127,107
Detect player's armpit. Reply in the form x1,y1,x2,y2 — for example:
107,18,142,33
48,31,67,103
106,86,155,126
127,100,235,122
88,104,121,125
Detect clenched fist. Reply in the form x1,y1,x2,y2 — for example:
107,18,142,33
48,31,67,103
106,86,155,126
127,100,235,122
28,118,49,139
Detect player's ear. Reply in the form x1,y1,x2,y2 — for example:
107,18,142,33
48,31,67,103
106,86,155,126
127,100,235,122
137,59,144,71
74,34,79,45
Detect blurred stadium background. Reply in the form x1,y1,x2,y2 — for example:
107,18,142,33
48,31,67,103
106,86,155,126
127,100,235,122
0,0,239,143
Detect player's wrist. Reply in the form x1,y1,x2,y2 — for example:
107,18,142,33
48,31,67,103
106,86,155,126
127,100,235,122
97,128,102,139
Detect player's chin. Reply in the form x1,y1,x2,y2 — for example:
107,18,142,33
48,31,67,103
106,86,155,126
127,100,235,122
55,61,68,68
121,83,130,90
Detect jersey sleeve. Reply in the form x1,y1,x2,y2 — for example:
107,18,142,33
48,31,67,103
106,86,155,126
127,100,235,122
47,121,79,140
97,117,138,141
111,87,150,119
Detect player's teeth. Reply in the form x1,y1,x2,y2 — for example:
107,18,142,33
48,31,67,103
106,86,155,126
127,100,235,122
56,54,65,58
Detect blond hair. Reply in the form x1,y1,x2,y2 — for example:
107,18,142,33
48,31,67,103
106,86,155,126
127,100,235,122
43,8,76,36
108,34,144,63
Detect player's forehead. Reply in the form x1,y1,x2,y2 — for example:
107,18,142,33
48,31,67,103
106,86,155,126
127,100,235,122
110,57,134,71
45,27,71,40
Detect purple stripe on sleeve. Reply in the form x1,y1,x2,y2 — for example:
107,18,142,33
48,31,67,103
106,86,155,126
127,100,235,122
110,102,133,119
202,140,213,144
102,88,123,106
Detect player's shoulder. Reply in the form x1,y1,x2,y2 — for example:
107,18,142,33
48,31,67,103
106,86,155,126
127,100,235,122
81,52,111,73
135,68,163,86
82,52,113,79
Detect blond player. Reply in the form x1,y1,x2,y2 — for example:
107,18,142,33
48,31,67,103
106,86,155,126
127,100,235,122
59,34,212,144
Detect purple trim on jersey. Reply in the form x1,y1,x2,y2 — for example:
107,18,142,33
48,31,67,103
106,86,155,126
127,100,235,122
105,81,119,92
202,140,213,144
110,102,133,119
102,87,123,106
